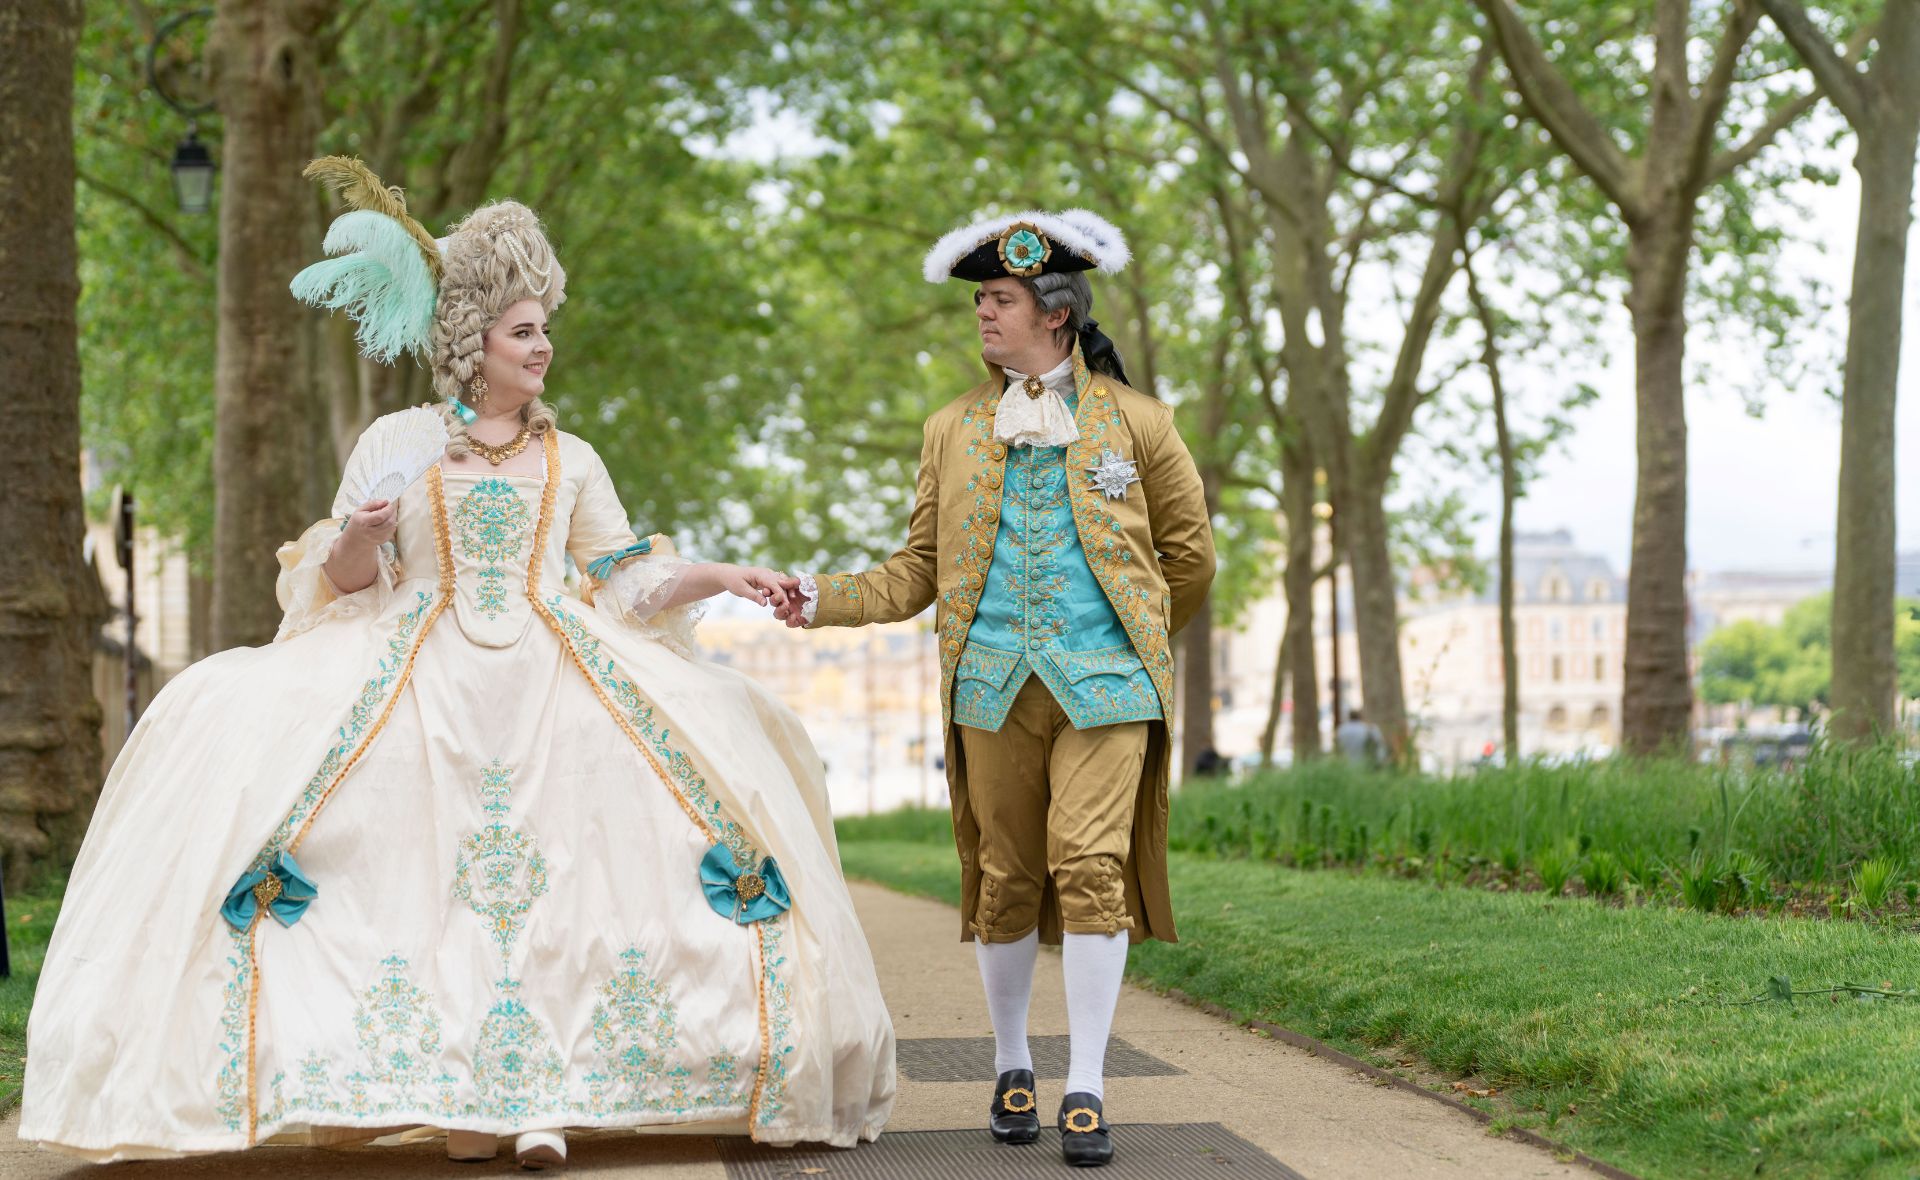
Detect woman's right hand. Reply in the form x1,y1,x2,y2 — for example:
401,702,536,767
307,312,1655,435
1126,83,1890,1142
342,498,398,548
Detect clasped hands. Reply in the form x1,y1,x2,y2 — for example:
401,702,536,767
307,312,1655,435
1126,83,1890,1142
706,570,811,622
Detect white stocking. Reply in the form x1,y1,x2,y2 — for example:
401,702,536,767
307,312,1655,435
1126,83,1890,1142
1061,931,1128,1098
974,929,1040,1074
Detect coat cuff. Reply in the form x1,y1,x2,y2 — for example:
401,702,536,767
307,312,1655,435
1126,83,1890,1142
805,572,865,628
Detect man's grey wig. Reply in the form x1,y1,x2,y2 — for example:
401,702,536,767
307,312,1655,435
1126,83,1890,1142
1022,270,1093,346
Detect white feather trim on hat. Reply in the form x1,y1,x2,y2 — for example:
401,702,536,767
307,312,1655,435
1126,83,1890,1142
921,207,1132,283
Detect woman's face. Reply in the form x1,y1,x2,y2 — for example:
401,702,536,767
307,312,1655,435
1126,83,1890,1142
478,299,553,412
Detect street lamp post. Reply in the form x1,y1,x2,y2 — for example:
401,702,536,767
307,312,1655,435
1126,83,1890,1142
146,9,216,214
1314,478,1343,732
114,488,138,737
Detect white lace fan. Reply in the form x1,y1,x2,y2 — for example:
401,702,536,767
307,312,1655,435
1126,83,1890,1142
337,406,449,509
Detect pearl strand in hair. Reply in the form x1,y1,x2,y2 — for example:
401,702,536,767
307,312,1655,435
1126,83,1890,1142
500,232,554,297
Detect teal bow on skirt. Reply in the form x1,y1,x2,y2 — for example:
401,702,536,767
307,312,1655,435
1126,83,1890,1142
221,850,319,932
699,843,790,925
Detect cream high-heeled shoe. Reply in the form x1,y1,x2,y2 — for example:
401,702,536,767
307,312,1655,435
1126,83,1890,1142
515,1128,567,1170
446,1128,498,1162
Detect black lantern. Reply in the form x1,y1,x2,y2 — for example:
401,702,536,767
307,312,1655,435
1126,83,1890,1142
170,127,216,215
147,8,216,213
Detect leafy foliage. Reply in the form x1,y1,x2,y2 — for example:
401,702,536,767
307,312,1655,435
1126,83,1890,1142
1699,594,1920,710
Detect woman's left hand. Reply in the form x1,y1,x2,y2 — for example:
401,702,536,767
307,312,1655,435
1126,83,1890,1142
715,565,790,610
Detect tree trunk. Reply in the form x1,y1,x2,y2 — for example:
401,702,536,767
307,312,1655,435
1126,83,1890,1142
208,0,333,651
1342,484,1410,761
1829,119,1918,740
1181,596,1215,775
1620,213,1696,755
0,0,109,889
1181,465,1223,776
1259,627,1290,767
1471,261,1522,759
1281,438,1320,761
1496,376,1520,762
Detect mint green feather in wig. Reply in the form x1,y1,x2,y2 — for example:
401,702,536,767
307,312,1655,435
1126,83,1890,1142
290,210,439,363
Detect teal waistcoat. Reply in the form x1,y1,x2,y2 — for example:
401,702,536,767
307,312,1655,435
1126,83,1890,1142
953,386,1162,732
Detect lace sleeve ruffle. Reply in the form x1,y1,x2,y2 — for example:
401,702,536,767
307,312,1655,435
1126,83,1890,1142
274,518,399,642
595,550,705,658
795,573,820,626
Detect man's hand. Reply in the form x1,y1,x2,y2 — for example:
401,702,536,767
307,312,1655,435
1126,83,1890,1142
714,565,790,610
772,574,809,628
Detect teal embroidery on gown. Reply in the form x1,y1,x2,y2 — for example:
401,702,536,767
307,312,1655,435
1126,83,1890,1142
255,757,757,1126
214,928,255,1131
587,947,680,1099
258,946,753,1124
353,954,446,1102
451,478,532,620
755,916,795,1127
452,759,549,960
472,977,567,1121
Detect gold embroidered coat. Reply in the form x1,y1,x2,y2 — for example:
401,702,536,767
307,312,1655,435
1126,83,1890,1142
809,367,1215,943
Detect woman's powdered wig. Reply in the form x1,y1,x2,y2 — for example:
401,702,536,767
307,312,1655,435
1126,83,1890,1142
430,201,568,456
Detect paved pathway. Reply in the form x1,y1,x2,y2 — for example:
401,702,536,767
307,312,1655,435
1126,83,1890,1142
0,882,1609,1178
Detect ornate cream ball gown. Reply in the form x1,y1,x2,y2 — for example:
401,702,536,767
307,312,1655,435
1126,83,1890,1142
20,417,896,1161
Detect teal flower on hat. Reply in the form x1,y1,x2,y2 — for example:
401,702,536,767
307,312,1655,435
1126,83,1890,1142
999,224,1051,275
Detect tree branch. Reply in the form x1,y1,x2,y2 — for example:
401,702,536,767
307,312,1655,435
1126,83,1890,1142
76,168,211,281
1683,0,1765,189
1199,0,1308,226
1705,86,1822,184
1758,0,1870,122
1471,0,1638,214
1362,47,1497,478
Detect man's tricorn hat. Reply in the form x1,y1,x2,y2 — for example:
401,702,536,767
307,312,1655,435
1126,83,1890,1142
923,208,1131,283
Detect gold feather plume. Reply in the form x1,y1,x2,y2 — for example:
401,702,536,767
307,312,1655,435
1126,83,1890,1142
302,156,443,281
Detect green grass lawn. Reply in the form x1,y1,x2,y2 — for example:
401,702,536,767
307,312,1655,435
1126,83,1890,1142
0,877,64,1110
838,829,1920,1180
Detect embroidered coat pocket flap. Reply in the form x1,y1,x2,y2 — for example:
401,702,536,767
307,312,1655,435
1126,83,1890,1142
1049,644,1147,684
955,644,1024,690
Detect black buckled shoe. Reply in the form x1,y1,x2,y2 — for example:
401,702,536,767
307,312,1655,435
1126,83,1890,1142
1058,1092,1113,1167
988,1069,1040,1144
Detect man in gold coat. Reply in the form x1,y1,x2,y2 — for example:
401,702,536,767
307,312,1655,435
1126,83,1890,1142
778,209,1214,1168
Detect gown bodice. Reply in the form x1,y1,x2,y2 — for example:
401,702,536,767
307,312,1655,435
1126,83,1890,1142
396,468,551,649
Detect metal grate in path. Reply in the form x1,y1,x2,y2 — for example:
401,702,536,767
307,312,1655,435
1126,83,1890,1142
717,1123,1306,1179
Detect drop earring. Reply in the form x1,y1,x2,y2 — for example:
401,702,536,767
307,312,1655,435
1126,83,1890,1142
448,373,487,424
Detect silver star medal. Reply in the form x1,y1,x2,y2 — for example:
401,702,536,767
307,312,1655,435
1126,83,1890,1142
1086,448,1141,500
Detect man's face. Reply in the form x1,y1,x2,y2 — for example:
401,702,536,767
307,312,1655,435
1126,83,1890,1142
974,277,1067,368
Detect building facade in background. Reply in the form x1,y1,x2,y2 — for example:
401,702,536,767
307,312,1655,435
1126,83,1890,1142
701,613,947,816
1398,531,1626,766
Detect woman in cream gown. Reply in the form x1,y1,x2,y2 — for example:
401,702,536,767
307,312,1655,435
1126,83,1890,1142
19,182,895,1165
